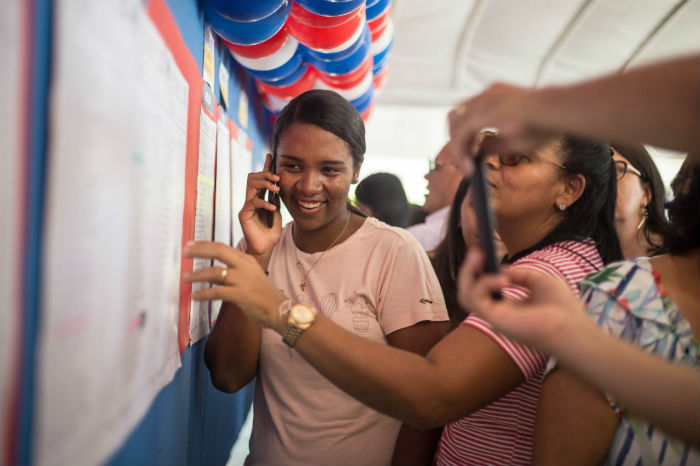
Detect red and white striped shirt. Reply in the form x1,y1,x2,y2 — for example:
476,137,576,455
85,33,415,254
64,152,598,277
436,239,603,466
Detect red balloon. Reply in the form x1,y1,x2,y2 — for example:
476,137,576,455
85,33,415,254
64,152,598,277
256,65,317,99
368,6,391,42
290,1,358,28
373,65,389,92
287,3,365,51
223,25,290,59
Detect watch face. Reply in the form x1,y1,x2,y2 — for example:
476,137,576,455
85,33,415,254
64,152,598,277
293,305,315,324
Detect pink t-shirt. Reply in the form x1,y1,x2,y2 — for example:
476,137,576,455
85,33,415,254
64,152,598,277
436,239,603,466
246,217,448,466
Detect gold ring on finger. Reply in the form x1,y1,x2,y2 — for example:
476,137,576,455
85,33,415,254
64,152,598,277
221,268,228,283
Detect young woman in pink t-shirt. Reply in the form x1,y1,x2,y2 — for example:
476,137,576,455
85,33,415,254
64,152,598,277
184,126,622,464
184,89,450,466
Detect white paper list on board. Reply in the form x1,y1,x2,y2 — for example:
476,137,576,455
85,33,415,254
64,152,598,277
211,115,231,325
0,1,22,457
37,1,186,464
230,131,253,246
189,108,217,343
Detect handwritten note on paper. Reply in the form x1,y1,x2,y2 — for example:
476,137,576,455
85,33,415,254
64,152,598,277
37,2,186,464
189,108,217,343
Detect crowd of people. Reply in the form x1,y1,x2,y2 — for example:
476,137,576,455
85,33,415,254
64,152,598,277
181,54,699,466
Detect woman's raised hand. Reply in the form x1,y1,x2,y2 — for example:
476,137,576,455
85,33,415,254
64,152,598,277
182,241,288,330
447,83,556,171
238,153,282,264
456,248,587,354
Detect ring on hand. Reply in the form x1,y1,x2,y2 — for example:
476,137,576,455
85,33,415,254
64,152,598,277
220,268,228,283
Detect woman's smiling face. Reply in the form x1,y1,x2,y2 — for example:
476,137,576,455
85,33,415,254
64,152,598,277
276,122,361,233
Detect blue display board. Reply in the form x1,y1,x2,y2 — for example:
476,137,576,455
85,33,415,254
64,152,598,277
15,0,271,464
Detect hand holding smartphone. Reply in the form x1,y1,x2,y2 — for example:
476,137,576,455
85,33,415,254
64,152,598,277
470,133,502,299
470,155,501,274
261,153,280,228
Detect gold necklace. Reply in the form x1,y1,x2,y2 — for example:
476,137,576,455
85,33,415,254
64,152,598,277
294,213,351,292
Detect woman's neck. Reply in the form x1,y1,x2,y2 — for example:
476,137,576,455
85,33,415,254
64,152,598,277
499,213,561,259
619,224,660,259
293,210,355,254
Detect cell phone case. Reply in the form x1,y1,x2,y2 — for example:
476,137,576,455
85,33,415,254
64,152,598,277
471,155,501,274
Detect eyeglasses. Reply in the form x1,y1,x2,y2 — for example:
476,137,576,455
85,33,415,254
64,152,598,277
494,153,566,170
614,160,643,181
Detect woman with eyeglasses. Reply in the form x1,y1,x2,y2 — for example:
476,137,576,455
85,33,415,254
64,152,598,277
184,132,622,465
611,143,667,258
463,157,699,464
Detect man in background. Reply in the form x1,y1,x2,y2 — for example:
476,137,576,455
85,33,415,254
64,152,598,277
407,142,467,251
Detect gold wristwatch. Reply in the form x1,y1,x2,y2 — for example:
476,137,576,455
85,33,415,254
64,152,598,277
282,303,318,347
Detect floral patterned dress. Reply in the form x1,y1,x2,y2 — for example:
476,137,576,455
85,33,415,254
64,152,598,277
578,257,700,466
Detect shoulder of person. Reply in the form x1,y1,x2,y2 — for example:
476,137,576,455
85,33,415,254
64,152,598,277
361,217,426,249
579,257,651,295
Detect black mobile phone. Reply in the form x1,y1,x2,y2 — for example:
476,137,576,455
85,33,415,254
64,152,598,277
470,154,501,277
262,153,279,228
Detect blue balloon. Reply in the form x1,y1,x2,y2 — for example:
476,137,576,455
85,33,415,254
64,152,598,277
350,83,374,113
366,0,391,21
206,0,287,22
257,61,311,87
206,1,291,45
295,0,364,17
372,39,392,74
304,26,370,75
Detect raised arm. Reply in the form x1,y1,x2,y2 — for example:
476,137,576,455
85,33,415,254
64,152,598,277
183,243,524,430
459,251,700,445
448,54,700,170
204,301,261,392
290,314,524,429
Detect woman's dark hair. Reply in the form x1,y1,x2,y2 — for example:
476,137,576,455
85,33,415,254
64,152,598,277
431,178,470,325
354,173,410,227
508,136,623,264
271,89,365,168
271,89,366,216
612,142,667,255
661,157,699,255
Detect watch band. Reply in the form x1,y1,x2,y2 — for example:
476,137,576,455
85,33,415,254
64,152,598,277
282,325,305,347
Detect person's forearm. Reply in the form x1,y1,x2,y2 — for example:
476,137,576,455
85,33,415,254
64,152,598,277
531,55,699,153
554,322,700,445
290,316,453,429
205,303,261,392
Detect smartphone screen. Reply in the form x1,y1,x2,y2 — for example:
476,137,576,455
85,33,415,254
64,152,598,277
470,154,501,275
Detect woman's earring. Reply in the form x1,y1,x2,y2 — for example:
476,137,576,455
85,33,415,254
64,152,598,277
558,203,566,211
637,205,648,230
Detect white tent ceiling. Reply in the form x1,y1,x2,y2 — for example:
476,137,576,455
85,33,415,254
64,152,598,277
362,0,699,200
378,0,699,106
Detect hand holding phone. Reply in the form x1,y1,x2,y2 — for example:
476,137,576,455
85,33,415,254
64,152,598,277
470,134,502,300
260,153,280,228
470,155,501,274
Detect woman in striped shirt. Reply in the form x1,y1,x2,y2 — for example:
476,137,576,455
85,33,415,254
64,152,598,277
185,134,621,465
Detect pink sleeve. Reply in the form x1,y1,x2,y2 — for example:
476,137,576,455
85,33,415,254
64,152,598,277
463,261,568,380
377,235,449,335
